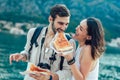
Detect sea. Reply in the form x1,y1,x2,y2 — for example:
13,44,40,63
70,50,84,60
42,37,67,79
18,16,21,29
0,31,120,80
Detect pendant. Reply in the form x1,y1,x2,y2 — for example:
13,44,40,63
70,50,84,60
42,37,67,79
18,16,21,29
45,48,49,53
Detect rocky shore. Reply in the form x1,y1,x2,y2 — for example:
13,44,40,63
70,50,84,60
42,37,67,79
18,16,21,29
0,20,46,35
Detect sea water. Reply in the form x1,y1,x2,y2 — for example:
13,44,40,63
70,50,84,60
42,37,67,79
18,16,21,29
0,32,120,80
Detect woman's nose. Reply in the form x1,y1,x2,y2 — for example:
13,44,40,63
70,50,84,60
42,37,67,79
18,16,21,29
76,26,79,30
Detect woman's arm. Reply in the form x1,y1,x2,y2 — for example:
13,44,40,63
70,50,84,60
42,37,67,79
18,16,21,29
65,45,95,80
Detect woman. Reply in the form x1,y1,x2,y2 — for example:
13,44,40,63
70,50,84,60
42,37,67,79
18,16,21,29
61,17,105,80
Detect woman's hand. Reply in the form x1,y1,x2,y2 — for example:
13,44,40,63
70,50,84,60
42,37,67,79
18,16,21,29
59,52,74,62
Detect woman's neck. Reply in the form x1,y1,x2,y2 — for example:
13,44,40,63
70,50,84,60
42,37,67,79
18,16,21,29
78,40,85,48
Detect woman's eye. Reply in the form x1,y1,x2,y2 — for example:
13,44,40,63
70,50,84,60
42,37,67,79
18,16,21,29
80,27,82,31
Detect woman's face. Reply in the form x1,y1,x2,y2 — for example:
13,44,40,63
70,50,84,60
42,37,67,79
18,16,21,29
73,19,88,42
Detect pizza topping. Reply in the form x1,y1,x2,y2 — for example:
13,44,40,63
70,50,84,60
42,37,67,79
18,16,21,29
53,32,73,52
30,63,47,72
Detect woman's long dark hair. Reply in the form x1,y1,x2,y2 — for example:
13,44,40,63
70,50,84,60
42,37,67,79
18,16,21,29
85,17,105,60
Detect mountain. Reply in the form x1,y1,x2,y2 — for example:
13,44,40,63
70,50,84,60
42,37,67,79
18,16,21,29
0,0,120,41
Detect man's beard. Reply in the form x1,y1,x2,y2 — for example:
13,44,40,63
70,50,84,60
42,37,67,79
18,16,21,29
52,22,57,34
51,22,65,34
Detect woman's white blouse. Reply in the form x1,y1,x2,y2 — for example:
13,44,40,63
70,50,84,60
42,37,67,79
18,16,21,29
71,46,99,80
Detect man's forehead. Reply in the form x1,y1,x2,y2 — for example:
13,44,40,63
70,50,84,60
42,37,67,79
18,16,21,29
55,15,70,23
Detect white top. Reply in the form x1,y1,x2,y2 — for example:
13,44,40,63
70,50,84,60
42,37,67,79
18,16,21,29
71,46,99,80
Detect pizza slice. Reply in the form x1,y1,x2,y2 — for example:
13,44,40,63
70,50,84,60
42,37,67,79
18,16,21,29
20,63,49,75
53,32,73,52
29,63,47,72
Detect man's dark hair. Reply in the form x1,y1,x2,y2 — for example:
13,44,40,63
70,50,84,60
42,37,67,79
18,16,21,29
50,4,70,21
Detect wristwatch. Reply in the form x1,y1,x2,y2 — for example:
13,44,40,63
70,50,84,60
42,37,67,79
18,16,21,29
49,75,52,80
67,57,75,65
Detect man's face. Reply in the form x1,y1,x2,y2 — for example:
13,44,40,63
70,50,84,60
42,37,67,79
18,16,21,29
52,15,70,32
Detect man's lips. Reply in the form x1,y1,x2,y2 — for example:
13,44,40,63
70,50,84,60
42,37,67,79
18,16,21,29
56,28,64,32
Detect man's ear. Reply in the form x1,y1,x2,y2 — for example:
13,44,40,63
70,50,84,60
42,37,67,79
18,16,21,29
48,16,53,22
87,36,92,40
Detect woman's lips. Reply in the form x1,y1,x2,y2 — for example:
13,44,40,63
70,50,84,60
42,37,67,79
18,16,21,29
75,32,79,36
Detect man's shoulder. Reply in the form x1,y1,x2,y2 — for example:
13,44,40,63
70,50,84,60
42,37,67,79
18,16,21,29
64,33,72,40
28,28,36,33
28,26,47,35
26,28,36,37
28,26,48,39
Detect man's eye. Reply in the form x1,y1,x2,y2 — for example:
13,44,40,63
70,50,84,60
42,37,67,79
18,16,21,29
66,23,68,25
58,22,64,25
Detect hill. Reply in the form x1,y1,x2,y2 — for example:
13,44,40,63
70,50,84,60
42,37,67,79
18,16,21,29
0,0,120,41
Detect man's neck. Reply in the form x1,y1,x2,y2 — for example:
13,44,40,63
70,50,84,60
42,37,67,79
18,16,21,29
47,24,55,36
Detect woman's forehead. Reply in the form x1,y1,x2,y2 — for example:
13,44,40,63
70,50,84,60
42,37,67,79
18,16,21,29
80,19,87,28
80,19,87,24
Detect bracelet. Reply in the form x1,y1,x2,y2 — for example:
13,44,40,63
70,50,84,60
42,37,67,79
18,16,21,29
67,57,75,65
21,54,27,59
49,75,52,80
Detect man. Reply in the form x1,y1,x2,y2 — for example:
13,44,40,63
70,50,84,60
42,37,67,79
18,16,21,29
9,4,76,80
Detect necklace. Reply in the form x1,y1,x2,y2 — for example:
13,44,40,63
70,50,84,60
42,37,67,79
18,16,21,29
44,33,54,48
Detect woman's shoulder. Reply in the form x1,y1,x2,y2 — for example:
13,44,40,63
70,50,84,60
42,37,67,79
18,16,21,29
82,45,93,59
83,45,91,51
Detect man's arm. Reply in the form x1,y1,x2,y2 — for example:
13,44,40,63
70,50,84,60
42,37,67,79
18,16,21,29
20,28,36,61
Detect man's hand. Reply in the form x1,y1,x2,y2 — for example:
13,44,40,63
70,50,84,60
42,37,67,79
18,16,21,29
29,67,59,80
29,71,50,80
9,53,26,64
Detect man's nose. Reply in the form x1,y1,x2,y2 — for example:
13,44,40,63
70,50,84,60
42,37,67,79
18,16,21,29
61,25,67,30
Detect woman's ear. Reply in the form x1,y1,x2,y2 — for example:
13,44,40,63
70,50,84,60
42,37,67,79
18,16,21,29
87,36,92,40
48,16,53,22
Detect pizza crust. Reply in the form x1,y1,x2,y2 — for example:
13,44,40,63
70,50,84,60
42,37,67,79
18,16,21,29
29,63,48,72
20,63,49,75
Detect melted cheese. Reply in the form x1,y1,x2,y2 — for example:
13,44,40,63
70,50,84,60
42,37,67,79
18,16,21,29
53,32,73,51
